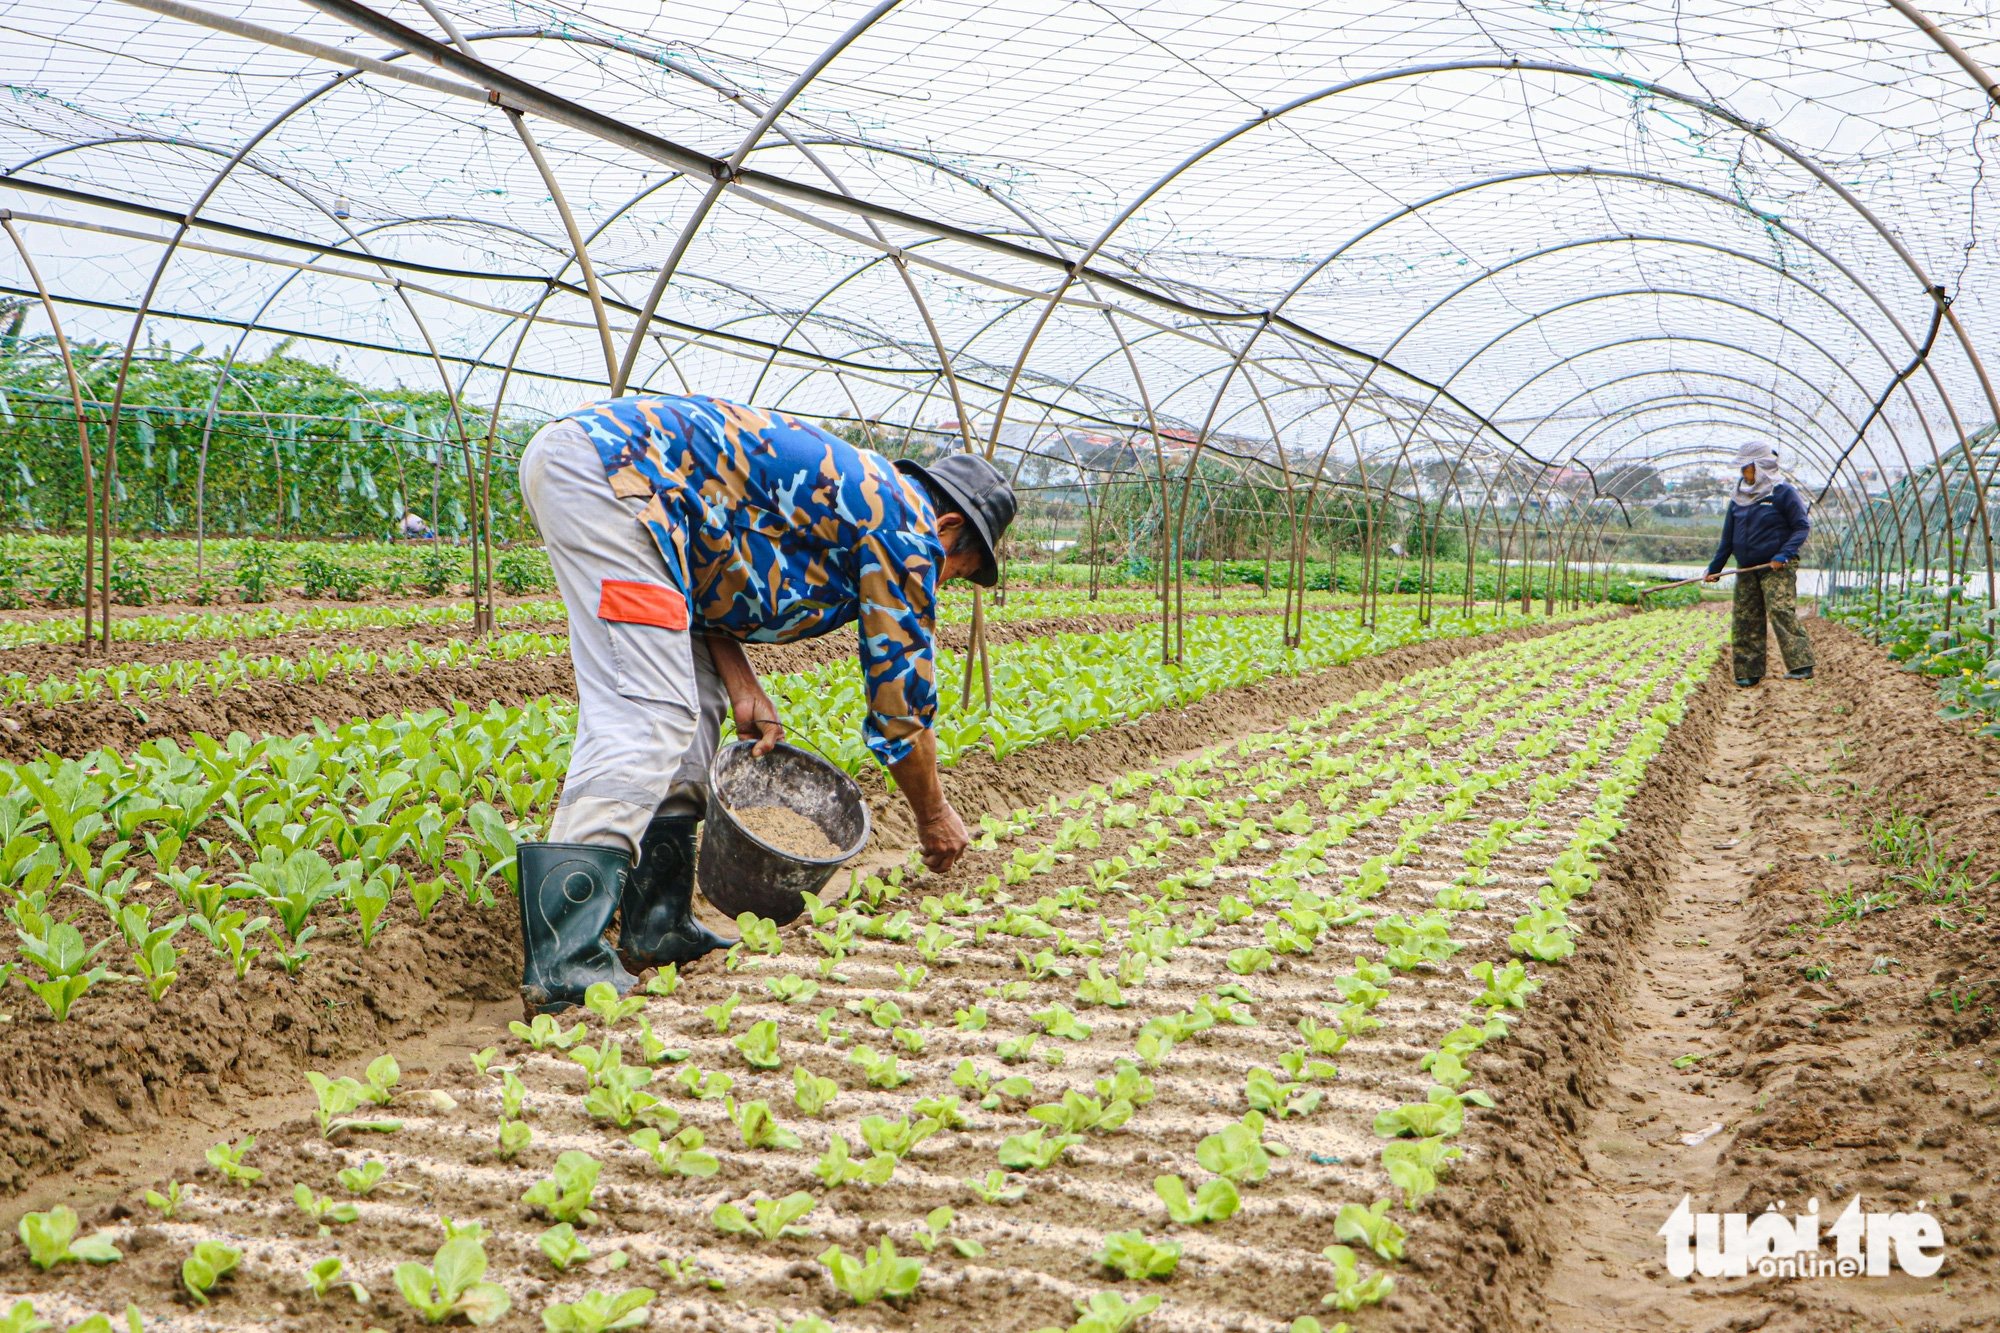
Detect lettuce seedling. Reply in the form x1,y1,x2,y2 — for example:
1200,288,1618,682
18,1207,121,1270
815,1134,897,1188
496,1119,532,1160
205,1135,263,1187
1095,1231,1179,1280
848,1045,911,1088
1196,1112,1284,1183
1373,1088,1472,1140
293,1183,359,1229
1334,1200,1406,1263
674,1064,734,1100
1470,959,1540,1009
536,1223,592,1272
395,1235,510,1326
996,1127,1081,1171
361,1054,400,1105
182,1240,241,1305
1049,1291,1161,1333
911,1094,969,1130
628,1124,717,1178
657,1253,725,1292
916,924,957,962
1321,1243,1394,1312
733,1020,782,1070
1075,961,1126,1008
735,912,783,955
1296,1017,1350,1057
305,1255,369,1303
635,1019,690,1065
726,1097,802,1150
703,994,742,1034
711,1191,816,1242
1245,1067,1322,1119
643,964,680,996
509,1013,586,1051
954,1005,989,1031
541,1288,655,1333
1382,1136,1462,1209
469,1047,500,1077
584,981,645,1028
522,1150,601,1226
143,1180,185,1219
859,1115,940,1159
337,1160,387,1196
1029,1090,1131,1135
1153,1174,1240,1224
792,1066,839,1117
818,1239,923,1306
912,1206,984,1257
764,974,820,1005
965,1168,1027,1204
1030,1004,1092,1041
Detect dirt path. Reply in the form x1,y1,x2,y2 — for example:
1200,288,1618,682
1541,622,1998,1333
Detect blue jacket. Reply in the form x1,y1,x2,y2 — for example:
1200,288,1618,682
1707,483,1810,575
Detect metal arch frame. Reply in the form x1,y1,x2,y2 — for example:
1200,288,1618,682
1159,227,1913,617
0,215,100,638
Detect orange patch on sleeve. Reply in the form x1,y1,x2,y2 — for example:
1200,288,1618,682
598,579,688,631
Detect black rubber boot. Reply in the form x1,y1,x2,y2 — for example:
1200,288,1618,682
516,841,638,1016
1735,677,1761,688
619,816,733,970
1786,667,1814,680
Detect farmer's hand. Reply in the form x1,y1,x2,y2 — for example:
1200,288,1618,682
1770,558,1787,568
1703,572,1721,583
915,803,970,875
731,683,784,757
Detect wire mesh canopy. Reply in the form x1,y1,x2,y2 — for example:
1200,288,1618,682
7,0,2000,586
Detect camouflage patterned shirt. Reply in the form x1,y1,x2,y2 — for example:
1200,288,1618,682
564,394,941,767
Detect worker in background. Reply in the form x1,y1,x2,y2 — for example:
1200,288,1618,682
1704,440,1813,687
512,394,1016,1014
399,508,434,540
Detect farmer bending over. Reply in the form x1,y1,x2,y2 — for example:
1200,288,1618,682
1704,440,1813,687
514,394,1016,1013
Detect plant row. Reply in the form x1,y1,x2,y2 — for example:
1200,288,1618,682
0,606,1583,1021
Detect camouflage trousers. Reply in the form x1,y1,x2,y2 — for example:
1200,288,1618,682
1732,564,1815,681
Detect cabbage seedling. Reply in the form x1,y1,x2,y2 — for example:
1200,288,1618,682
674,1065,733,1100
143,1181,184,1219
337,1160,387,1196
764,974,820,1005
509,1013,586,1051
859,1115,939,1159
17,1207,121,1270
1333,1200,1406,1262
848,1045,911,1088
1195,1113,1284,1184
702,994,741,1033
1055,1292,1161,1333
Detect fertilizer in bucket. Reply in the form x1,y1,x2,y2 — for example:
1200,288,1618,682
698,740,870,924
731,805,842,860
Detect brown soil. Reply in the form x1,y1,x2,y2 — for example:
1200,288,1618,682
1501,615,2000,1332
731,804,844,860
0,613,1580,1207
0,606,1349,763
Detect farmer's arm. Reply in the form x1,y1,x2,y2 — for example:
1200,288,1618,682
1771,487,1811,567
855,535,967,874
705,634,783,757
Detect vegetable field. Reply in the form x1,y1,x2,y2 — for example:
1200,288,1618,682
0,611,1728,1331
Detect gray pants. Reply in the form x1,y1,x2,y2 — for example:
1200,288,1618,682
519,420,727,859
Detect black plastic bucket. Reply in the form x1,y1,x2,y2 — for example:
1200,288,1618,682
698,740,870,925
